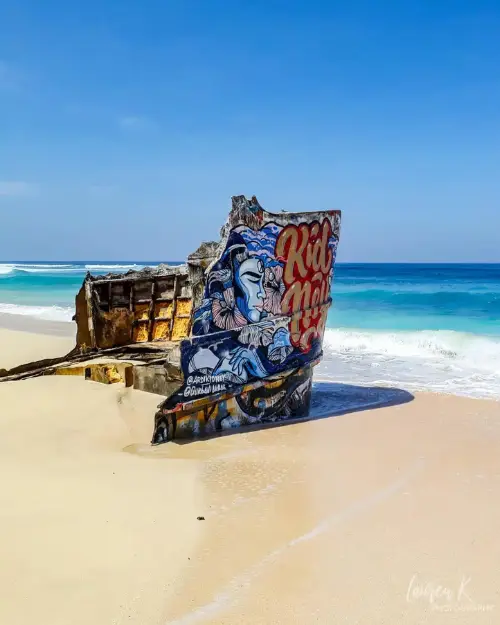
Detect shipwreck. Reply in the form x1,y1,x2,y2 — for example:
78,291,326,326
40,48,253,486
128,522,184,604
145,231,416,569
0,196,341,443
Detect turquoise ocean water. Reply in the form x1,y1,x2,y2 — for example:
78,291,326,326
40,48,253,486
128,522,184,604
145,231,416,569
0,262,499,399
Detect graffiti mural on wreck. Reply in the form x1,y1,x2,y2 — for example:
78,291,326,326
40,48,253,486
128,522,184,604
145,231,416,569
152,208,341,443
153,366,314,443
179,214,340,401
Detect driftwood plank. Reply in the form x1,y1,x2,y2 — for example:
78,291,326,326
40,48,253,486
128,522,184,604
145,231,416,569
0,342,180,383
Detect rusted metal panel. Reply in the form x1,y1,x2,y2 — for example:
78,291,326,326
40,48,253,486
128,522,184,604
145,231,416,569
76,264,194,350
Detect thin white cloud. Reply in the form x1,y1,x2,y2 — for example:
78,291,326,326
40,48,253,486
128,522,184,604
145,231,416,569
118,115,156,130
0,181,38,198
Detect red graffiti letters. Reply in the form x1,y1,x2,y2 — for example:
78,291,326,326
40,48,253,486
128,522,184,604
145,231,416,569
275,218,333,351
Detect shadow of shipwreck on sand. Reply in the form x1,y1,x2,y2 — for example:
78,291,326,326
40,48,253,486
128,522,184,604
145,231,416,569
171,382,414,445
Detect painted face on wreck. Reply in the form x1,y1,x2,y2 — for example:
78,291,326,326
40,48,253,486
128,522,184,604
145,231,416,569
235,257,265,323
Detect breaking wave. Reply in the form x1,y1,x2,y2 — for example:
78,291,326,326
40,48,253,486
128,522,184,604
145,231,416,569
84,264,147,271
0,302,73,322
0,263,156,276
317,328,500,400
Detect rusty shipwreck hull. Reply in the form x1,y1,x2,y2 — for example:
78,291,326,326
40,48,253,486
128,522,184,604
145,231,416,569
0,195,341,444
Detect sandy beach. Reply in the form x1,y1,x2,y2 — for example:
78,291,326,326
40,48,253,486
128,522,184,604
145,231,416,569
0,323,499,624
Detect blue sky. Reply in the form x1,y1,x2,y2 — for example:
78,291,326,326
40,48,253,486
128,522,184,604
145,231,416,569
0,0,499,262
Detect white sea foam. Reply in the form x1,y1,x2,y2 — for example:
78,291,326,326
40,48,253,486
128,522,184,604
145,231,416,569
85,264,147,270
9,264,74,268
15,267,84,274
318,328,500,400
0,263,152,275
0,302,73,322
0,263,81,275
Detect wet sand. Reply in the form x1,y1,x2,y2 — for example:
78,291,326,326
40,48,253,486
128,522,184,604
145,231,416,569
0,326,499,624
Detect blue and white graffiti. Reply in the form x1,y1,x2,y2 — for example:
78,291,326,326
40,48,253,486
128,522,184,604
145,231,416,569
193,224,285,334
173,216,337,401
153,201,341,443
